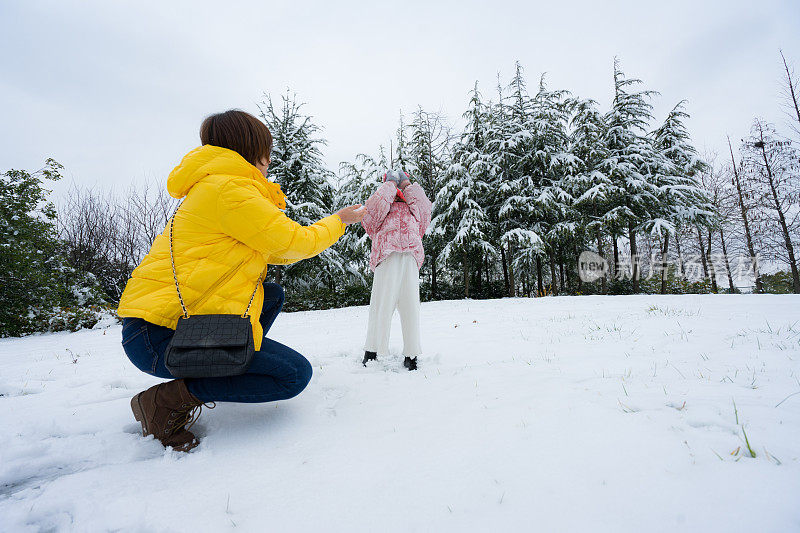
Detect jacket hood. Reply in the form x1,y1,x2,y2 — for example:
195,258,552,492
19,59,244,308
167,145,286,209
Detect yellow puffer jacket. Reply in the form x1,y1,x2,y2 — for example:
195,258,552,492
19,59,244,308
117,145,346,350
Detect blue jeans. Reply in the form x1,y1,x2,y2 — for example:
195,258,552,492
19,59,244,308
121,283,312,403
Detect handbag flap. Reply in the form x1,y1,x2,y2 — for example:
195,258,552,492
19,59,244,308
170,314,252,348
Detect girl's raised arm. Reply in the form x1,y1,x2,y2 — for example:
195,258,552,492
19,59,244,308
402,183,432,237
361,182,397,237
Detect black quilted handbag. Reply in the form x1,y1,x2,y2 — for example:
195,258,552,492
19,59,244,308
163,208,263,378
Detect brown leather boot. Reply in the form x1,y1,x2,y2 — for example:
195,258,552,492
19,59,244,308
130,379,211,452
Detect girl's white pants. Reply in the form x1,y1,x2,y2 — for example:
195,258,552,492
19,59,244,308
364,252,421,357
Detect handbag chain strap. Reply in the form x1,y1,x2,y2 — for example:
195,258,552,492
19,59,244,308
169,206,264,319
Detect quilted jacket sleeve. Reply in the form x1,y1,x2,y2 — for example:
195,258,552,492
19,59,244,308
217,178,346,265
402,183,432,237
361,182,397,237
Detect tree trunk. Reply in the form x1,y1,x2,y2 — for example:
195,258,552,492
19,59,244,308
500,247,510,296
706,229,718,293
463,249,470,298
596,228,607,294
475,252,483,295
728,136,762,293
559,259,566,293
758,131,800,293
697,227,709,281
675,232,684,279
507,244,516,297
781,51,800,128
612,235,620,280
536,255,544,295
549,252,558,295
660,232,670,294
628,223,639,293
431,253,438,300
720,228,736,293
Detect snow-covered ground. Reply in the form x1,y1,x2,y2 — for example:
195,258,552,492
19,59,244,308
1,295,799,532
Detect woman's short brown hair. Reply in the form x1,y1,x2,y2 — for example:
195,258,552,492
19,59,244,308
200,110,273,166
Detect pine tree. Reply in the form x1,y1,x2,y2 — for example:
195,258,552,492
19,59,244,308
432,86,494,298
525,74,576,295
600,60,662,292
484,68,540,296
651,101,713,293
489,66,572,295
568,98,612,292
407,107,449,195
394,112,410,171
335,151,386,283
258,90,346,289
407,107,450,297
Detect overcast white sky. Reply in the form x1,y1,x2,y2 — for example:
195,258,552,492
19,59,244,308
1,0,798,198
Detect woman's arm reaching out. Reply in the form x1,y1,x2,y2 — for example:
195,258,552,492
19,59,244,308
217,178,358,264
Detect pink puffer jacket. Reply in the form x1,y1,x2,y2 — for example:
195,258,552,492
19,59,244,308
362,182,432,271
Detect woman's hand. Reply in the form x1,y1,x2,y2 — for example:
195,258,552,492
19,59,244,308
336,204,365,225
399,179,411,190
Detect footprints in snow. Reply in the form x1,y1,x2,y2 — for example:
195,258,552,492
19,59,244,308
319,387,346,417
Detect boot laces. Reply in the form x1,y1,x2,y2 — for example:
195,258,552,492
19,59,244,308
169,401,216,436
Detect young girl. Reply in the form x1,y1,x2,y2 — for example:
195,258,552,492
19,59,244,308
361,170,432,370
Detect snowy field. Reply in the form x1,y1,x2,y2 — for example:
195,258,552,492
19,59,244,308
1,295,799,532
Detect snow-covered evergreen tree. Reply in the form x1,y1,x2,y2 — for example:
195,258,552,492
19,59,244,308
259,90,347,289
335,150,387,283
407,107,450,296
394,112,410,172
568,98,612,291
599,60,662,291
483,70,536,296
650,101,713,291
524,74,576,294
407,107,449,195
651,102,711,231
432,85,494,297
489,65,573,295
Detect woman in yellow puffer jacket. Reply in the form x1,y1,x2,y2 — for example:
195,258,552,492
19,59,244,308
118,110,364,452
